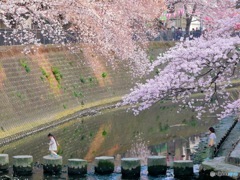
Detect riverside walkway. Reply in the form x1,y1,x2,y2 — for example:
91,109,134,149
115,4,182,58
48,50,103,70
200,118,240,179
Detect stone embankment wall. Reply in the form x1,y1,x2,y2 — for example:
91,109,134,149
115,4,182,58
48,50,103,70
0,42,174,139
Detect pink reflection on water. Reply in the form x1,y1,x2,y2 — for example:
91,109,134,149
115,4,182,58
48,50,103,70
151,135,201,167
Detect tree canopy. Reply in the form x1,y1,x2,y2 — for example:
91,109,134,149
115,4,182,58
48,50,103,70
0,0,164,75
1,0,240,119
122,0,240,119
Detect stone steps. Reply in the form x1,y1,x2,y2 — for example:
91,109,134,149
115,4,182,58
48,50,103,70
216,121,240,157
193,116,238,164
226,138,240,167
215,120,240,156
200,157,240,180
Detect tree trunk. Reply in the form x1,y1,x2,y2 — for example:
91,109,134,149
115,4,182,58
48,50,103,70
185,17,192,35
184,3,197,36
236,0,240,9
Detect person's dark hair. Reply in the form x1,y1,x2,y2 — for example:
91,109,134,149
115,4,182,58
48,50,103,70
48,133,57,142
209,127,215,133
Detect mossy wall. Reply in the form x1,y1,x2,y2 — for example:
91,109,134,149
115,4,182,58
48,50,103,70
0,42,174,139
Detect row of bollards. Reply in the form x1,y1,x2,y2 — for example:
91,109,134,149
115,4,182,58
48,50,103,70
0,154,9,172
0,154,193,178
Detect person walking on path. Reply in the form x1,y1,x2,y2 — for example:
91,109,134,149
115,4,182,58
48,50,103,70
208,127,217,159
48,133,58,156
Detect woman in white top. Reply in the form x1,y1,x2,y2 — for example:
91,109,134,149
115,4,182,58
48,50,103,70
208,127,217,159
48,133,58,156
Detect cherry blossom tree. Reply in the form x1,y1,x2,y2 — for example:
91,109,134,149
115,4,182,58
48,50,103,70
166,0,197,34
0,0,165,76
165,0,237,34
122,0,240,119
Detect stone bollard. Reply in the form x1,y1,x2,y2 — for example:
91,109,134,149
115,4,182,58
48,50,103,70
94,156,114,175
121,158,141,179
13,155,33,175
43,155,62,174
173,160,193,178
147,156,167,176
0,154,9,172
68,159,87,176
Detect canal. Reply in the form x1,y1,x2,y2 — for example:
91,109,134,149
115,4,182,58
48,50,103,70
0,101,218,179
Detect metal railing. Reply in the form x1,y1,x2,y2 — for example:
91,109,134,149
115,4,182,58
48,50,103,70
153,30,202,41
0,29,78,46
0,28,205,46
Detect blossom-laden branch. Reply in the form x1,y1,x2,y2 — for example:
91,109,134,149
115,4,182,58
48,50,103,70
122,4,240,119
0,0,165,77
165,0,237,33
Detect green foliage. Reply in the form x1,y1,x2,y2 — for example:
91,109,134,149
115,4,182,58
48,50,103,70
1,126,5,132
88,77,94,82
101,72,108,78
73,91,83,98
41,68,50,79
74,128,80,133
20,60,30,73
187,119,197,127
149,55,154,63
102,130,107,136
80,76,86,83
51,67,63,84
73,91,77,97
81,135,85,140
57,144,63,155
182,118,197,127
40,76,44,81
92,151,96,155
159,122,169,132
182,119,187,124
57,84,62,89
63,87,67,92
16,92,23,100
160,106,166,110
89,132,93,137
79,75,96,84
69,62,74,66
63,104,67,109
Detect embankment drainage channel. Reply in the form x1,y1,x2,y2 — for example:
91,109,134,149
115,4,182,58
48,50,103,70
0,103,117,147
215,118,239,156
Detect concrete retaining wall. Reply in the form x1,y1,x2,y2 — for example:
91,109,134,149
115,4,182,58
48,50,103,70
0,43,174,140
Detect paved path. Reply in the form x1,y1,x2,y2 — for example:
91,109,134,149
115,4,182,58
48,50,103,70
216,121,240,157
200,120,240,179
200,157,240,180
193,116,237,164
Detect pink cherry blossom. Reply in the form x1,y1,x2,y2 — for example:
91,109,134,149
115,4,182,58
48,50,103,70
122,1,240,119
0,0,165,76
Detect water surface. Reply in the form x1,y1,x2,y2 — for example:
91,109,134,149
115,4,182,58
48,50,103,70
0,102,218,179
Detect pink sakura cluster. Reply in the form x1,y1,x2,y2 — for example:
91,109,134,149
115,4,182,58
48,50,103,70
235,23,240,30
0,0,165,77
122,1,240,119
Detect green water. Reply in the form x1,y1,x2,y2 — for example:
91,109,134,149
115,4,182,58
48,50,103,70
0,101,217,164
